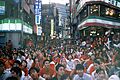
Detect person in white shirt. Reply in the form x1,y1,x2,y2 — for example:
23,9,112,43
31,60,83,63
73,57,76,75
73,64,93,80
26,54,33,70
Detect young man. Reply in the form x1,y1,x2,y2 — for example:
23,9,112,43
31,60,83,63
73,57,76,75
52,64,66,80
10,67,22,80
73,64,93,80
29,67,45,80
40,59,56,80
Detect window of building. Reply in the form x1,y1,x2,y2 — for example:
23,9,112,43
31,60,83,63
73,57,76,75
105,8,115,16
100,5,117,18
89,5,99,16
117,11,120,19
80,6,88,21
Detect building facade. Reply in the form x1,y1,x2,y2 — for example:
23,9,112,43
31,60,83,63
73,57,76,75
0,0,35,48
74,0,120,39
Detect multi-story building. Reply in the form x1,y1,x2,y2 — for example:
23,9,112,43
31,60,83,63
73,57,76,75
55,3,68,38
74,0,120,39
0,0,35,48
41,3,68,47
41,3,58,46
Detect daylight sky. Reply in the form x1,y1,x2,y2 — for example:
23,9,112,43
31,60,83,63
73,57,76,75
42,0,69,4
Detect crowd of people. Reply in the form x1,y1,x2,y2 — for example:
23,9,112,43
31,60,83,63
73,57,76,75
0,31,120,80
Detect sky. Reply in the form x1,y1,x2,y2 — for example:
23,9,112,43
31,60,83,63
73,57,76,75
42,0,69,4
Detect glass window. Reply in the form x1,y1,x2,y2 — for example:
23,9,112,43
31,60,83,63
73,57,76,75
100,5,117,18
80,6,88,21
89,5,99,16
105,8,115,16
118,12,120,18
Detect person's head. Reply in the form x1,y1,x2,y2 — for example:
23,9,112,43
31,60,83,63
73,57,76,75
68,54,72,60
13,60,21,67
21,60,27,69
56,64,65,76
28,54,32,59
43,59,50,68
74,59,81,66
60,58,67,67
29,67,39,80
75,64,84,77
91,54,95,60
0,60,5,75
93,59,100,69
8,40,11,42
10,67,22,79
96,68,106,79
34,58,39,63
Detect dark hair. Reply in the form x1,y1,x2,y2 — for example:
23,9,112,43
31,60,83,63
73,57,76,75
56,64,64,71
29,67,39,75
10,67,22,77
21,60,27,68
43,59,50,65
96,68,104,74
6,76,18,80
76,64,84,70
14,60,21,66
94,59,100,65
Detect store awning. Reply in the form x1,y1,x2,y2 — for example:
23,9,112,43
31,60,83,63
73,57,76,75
78,16,120,30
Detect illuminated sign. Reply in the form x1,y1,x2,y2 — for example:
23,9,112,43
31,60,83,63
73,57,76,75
51,19,54,38
0,19,32,34
35,0,42,24
37,26,42,36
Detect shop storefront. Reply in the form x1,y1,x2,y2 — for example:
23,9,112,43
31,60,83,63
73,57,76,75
76,1,120,38
0,18,33,48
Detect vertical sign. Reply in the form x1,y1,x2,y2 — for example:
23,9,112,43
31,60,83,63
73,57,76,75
51,19,54,37
35,0,42,24
37,26,42,36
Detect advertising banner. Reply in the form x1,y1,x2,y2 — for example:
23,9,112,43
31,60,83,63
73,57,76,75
35,0,42,24
51,19,54,37
37,26,42,36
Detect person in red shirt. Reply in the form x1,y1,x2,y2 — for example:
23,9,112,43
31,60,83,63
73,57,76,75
39,59,56,80
21,60,28,76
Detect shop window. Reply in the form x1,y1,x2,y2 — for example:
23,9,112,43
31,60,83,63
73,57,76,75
105,8,115,16
117,11,120,19
89,5,99,16
100,5,117,18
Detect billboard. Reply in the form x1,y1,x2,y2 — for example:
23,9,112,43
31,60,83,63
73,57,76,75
51,19,54,37
35,0,42,24
0,1,5,15
37,26,42,36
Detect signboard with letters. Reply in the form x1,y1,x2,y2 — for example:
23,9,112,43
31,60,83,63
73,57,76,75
35,0,42,24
